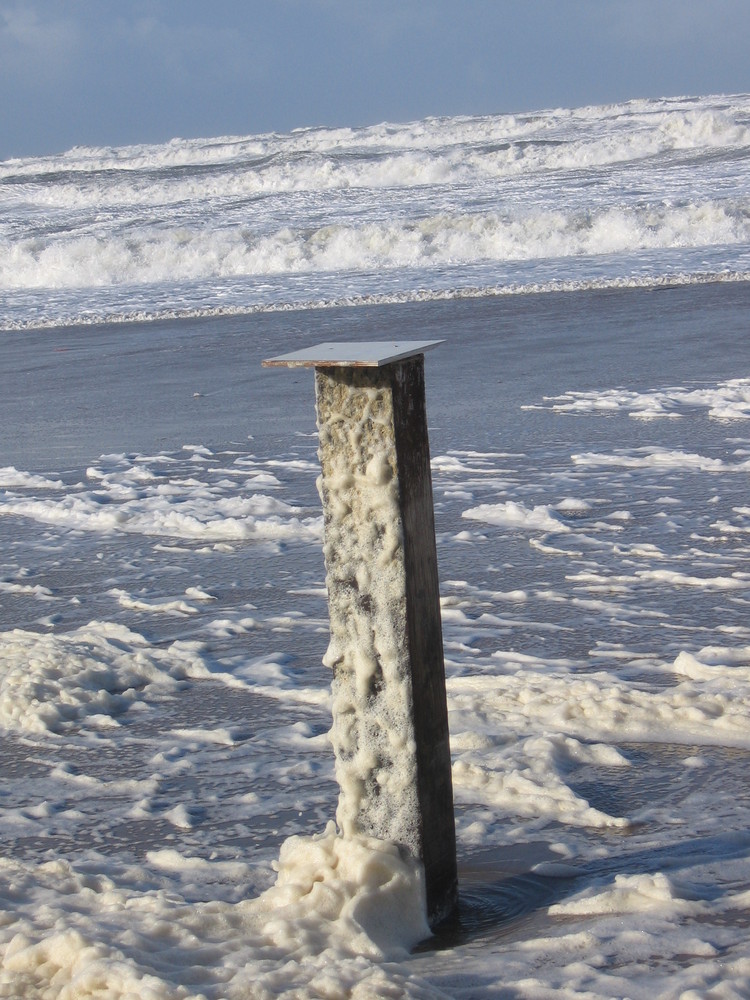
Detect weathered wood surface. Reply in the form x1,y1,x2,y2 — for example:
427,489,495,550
391,356,457,927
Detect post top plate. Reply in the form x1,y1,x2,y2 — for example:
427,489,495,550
263,340,444,368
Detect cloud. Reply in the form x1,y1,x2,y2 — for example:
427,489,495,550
276,0,424,46
1,2,263,95
0,4,79,85
582,0,750,50
111,13,258,85
3,0,750,158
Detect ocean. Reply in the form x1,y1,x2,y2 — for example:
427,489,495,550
3,92,750,331
2,94,750,998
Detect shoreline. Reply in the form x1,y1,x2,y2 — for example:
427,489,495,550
3,269,750,336
3,277,750,471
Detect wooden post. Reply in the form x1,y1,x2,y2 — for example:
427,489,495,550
264,341,457,928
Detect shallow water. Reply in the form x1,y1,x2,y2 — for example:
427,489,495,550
3,283,750,997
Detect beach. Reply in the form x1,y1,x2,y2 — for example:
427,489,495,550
3,280,750,996
4,279,748,466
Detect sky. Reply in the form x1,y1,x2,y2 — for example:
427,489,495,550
1,0,749,160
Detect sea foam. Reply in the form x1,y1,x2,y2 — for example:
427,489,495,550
3,94,750,330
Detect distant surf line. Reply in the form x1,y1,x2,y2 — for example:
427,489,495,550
3,269,750,333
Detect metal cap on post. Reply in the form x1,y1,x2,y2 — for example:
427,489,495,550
264,340,457,929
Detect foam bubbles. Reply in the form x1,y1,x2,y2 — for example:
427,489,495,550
0,621,208,734
0,831,433,999
531,378,750,421
0,452,320,543
462,500,569,533
5,334,750,995
548,872,696,916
